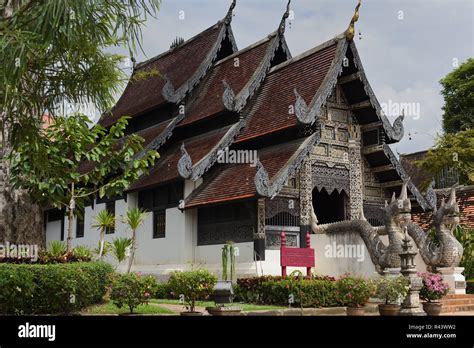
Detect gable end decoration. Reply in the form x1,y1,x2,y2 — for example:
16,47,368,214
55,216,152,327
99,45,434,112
255,131,321,199
162,1,238,104
293,38,348,125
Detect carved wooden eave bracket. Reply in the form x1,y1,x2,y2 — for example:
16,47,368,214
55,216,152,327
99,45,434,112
186,121,246,182
177,143,193,179
255,131,321,199
162,1,238,104
293,38,348,125
382,143,435,211
349,41,404,142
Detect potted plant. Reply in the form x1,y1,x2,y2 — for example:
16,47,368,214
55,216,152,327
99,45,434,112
418,272,449,316
168,269,217,316
207,241,243,316
375,276,410,316
337,276,376,316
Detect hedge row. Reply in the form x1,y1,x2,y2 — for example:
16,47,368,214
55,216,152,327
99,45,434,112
0,262,113,315
235,276,342,307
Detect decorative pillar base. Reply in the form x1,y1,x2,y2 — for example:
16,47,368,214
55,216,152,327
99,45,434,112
437,267,466,295
383,268,401,277
399,305,427,316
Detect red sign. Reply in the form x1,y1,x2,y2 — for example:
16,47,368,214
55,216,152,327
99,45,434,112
280,232,315,277
281,247,315,267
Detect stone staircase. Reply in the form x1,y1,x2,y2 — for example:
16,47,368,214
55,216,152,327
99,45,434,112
439,294,474,313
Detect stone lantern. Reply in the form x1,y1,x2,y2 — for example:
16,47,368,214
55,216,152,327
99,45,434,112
399,227,426,316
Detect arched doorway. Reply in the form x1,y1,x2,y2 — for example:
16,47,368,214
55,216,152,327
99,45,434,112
312,187,348,224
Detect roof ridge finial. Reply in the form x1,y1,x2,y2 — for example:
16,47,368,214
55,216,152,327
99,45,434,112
345,0,361,41
224,0,237,25
278,0,291,36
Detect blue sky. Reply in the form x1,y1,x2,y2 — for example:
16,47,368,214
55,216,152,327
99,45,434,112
112,0,474,155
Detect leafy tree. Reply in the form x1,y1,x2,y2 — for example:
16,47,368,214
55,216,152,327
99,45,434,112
417,129,474,190
440,58,474,134
0,0,161,147
9,114,158,252
123,207,148,274
0,0,160,245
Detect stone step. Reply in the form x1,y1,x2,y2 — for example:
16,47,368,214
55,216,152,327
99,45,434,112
443,294,474,299
437,294,474,313
440,299,474,306
441,304,474,313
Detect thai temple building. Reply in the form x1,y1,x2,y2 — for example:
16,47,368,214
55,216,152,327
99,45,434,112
44,0,439,278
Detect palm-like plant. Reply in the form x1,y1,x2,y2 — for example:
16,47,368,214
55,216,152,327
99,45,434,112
92,210,115,259
47,240,67,258
111,237,132,265
123,207,148,273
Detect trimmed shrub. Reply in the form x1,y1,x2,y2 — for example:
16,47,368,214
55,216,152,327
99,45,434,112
235,275,336,304
155,282,173,299
110,273,158,313
0,262,113,315
0,265,36,315
168,269,217,312
258,279,342,307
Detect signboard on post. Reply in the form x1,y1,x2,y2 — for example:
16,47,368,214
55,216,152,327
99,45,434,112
280,232,315,277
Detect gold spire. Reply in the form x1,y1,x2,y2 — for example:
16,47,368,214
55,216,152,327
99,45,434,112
345,0,361,41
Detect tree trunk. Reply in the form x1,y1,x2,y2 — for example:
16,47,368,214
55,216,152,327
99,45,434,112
66,183,75,253
0,154,44,247
99,230,105,259
127,229,136,274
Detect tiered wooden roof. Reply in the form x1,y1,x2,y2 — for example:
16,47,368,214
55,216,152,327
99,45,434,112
104,0,434,211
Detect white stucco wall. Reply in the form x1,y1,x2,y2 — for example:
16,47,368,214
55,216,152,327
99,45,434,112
134,207,194,266
45,220,62,246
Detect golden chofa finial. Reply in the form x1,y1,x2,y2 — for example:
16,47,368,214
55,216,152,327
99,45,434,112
345,0,361,41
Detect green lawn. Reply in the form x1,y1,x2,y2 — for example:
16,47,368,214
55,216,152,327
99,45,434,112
81,301,175,315
149,299,285,311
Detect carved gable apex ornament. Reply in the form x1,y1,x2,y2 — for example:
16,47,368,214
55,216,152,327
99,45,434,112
345,0,361,41
278,0,292,36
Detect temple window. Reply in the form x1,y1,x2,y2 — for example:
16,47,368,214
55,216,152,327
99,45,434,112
153,210,166,239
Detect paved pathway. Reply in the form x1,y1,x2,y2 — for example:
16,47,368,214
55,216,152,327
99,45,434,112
149,302,207,314
149,302,474,316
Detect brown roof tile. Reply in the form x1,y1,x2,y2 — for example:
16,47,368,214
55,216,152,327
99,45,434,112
179,39,272,126
135,121,170,149
412,185,474,229
235,42,338,143
185,138,306,208
400,151,431,188
101,23,223,127
128,126,232,191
